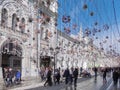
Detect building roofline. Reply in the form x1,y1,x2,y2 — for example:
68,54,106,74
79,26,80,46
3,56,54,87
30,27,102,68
57,30,80,44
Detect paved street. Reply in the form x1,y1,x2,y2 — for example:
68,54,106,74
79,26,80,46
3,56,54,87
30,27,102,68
27,76,115,90
1,75,119,90
107,81,120,90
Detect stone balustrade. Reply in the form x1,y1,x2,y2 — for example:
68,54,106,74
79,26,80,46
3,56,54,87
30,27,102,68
0,26,29,41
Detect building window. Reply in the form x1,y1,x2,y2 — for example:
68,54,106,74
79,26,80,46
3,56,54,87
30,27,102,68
19,18,25,33
40,27,44,39
12,14,17,31
1,8,8,27
40,29,43,39
45,29,48,40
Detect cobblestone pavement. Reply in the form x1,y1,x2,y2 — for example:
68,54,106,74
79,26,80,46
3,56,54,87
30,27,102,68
27,76,113,90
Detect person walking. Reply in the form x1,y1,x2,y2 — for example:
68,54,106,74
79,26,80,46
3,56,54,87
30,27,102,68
69,67,73,85
3,68,9,87
94,67,98,80
14,70,21,84
73,68,78,87
44,68,52,86
63,68,70,85
8,68,14,86
113,69,119,85
56,69,61,84
103,68,107,83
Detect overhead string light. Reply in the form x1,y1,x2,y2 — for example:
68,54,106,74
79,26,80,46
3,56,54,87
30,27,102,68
62,0,71,34
102,0,119,55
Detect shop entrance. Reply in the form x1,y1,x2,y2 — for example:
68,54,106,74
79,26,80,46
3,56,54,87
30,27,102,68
40,56,51,68
2,54,22,70
1,41,22,77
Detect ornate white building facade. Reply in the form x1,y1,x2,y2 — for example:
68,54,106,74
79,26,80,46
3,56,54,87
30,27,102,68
0,0,58,80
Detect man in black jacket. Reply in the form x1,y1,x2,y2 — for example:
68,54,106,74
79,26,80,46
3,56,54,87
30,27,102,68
113,69,119,85
44,68,52,86
73,68,78,87
63,68,70,85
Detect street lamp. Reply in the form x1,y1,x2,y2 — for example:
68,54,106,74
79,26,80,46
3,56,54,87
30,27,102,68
49,46,60,83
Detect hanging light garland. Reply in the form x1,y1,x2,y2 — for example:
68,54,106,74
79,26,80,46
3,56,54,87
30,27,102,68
64,27,71,34
83,4,88,10
96,37,98,39
62,15,71,23
90,11,94,16
98,29,101,32
103,24,109,31
106,36,109,39
72,24,77,30
84,27,91,36
94,22,98,26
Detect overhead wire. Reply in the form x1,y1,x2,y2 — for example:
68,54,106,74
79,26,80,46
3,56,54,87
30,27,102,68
112,0,120,36
103,0,118,55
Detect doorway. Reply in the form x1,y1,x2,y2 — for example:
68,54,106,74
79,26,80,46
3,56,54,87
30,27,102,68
40,56,51,68
1,41,22,78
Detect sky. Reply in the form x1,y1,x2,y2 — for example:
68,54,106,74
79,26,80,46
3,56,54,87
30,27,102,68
57,0,120,55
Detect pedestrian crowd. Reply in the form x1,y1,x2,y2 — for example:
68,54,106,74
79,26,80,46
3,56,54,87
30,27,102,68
39,67,83,87
2,67,21,87
39,67,120,87
99,67,120,85
2,66,120,88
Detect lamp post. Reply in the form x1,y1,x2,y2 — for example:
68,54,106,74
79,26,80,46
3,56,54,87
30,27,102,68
50,46,60,83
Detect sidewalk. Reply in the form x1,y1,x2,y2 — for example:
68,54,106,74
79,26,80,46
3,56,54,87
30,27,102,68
13,75,112,90
9,81,44,90
0,77,44,90
7,76,86,90
8,77,88,90
9,75,95,90
1,74,111,90
106,80,120,90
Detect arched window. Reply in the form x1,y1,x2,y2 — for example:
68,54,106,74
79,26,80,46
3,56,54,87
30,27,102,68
12,14,17,31
19,18,25,33
40,27,44,39
45,29,48,40
1,8,8,27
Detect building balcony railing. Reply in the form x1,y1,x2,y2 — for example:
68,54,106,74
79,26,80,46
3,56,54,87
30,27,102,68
0,26,29,42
